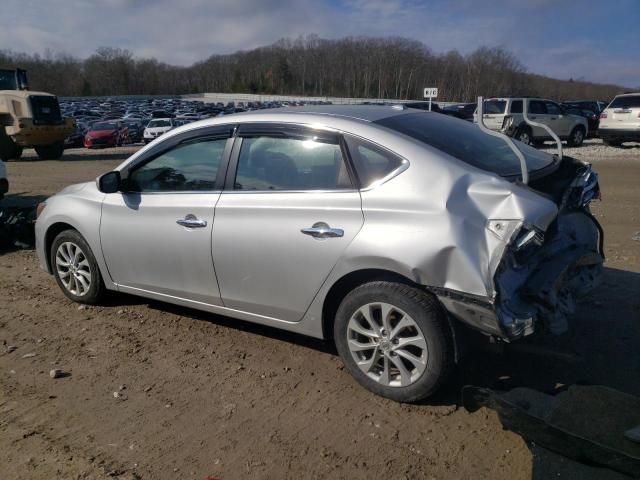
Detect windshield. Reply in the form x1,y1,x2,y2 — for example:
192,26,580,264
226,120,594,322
609,95,640,109
483,100,506,114
375,112,554,176
0,70,18,90
91,122,117,131
148,119,171,128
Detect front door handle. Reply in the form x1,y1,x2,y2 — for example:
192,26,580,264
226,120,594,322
301,222,344,239
177,214,207,229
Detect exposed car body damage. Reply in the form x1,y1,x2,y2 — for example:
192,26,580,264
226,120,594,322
35,107,603,345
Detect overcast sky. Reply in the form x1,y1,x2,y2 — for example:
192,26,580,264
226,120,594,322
2,0,638,87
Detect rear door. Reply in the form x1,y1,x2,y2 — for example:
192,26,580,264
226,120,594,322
212,124,363,322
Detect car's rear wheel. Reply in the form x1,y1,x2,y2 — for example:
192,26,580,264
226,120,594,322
515,128,532,145
51,229,105,304
334,281,453,402
567,126,585,147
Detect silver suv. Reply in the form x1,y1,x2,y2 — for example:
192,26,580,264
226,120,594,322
475,97,588,147
598,92,640,146
35,106,602,402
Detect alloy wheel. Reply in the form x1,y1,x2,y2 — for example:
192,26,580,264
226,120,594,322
346,302,428,387
55,241,92,296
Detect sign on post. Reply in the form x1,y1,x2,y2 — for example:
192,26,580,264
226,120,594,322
423,87,438,112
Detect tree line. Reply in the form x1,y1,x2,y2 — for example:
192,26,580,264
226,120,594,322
0,35,628,102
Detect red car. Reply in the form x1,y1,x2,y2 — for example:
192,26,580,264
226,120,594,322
84,121,129,149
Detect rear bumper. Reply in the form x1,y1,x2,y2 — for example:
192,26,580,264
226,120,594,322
598,128,640,141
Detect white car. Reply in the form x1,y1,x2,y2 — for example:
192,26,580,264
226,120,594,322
598,93,640,147
0,160,8,199
474,97,588,147
143,118,175,144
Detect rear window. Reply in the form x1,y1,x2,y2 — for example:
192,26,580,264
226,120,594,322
375,112,554,177
483,100,506,114
609,95,640,109
92,122,117,130
148,119,171,127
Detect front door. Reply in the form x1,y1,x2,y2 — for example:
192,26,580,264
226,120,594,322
212,126,364,322
100,135,230,305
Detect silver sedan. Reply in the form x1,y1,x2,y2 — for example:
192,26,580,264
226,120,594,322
35,105,603,402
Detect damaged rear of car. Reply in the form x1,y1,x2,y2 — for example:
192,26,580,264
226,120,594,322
375,111,603,342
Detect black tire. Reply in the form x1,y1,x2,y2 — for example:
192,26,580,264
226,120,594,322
334,281,453,402
515,127,533,145
51,229,105,304
0,133,20,161
602,138,622,148
567,126,585,147
35,141,64,160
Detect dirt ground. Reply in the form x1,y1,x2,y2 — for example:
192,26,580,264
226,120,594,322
1,144,639,480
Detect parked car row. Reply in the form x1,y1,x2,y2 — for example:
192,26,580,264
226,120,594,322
59,96,334,149
471,94,640,148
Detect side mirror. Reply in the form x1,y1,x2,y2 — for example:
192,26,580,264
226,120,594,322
98,171,121,193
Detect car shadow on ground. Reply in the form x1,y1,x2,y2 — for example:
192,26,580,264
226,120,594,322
453,266,640,479
104,266,638,477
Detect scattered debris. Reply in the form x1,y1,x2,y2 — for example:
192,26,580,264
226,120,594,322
632,231,640,242
0,205,36,249
21,352,36,358
6,345,17,353
49,369,63,379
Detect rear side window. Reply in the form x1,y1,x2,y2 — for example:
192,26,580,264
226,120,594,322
344,136,404,188
483,100,506,114
235,136,352,191
609,95,640,108
510,100,523,113
545,102,562,115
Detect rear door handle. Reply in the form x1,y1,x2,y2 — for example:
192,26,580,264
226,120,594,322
177,214,207,228
301,222,344,239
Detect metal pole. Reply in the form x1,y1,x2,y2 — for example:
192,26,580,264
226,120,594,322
429,96,432,112
476,96,529,185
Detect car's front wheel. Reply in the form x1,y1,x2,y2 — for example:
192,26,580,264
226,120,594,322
51,229,105,304
334,281,453,402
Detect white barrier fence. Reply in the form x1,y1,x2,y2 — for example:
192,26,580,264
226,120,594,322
184,92,458,107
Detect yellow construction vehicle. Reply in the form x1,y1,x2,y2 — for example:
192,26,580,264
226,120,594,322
0,68,75,161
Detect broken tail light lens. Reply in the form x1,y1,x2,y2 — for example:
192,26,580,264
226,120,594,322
599,113,607,119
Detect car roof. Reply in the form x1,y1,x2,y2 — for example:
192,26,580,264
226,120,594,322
237,104,413,123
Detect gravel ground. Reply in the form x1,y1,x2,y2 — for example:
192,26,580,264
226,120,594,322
0,144,639,480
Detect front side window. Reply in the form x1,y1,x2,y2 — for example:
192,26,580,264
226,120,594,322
235,136,352,191
127,137,226,192
545,102,562,115
529,100,547,115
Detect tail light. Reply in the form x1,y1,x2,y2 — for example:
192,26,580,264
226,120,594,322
600,113,607,119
